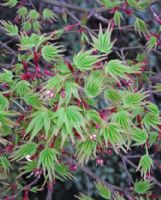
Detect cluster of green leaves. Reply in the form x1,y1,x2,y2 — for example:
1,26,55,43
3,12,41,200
0,0,161,199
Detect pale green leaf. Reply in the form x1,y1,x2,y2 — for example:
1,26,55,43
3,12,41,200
0,20,18,36
134,179,152,194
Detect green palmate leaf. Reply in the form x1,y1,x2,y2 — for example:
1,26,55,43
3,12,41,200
0,111,16,131
62,82,80,105
76,193,94,200
38,148,59,181
0,70,13,84
19,34,35,50
0,156,11,174
33,21,41,33
10,142,37,161
22,21,32,31
30,33,52,51
134,179,152,194
26,110,53,140
28,9,39,21
55,163,73,181
100,124,125,149
85,71,103,97
76,138,97,164
0,20,18,36
20,33,51,51
112,111,131,130
73,49,104,71
0,94,9,110
127,0,151,10
146,103,159,115
23,93,41,109
105,59,136,83
149,131,158,146
17,7,28,20
153,83,161,93
104,89,122,104
143,113,160,130
113,192,125,200
97,0,123,8
54,106,86,144
13,80,31,97
90,24,114,54
42,44,64,62
43,8,57,21
146,36,157,50
45,75,64,94
136,52,147,62
2,0,17,7
134,18,149,35
137,154,153,177
20,160,37,175
87,110,102,124
113,11,123,27
123,91,147,107
95,181,111,199
132,127,148,145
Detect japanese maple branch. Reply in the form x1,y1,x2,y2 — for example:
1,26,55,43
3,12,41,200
41,0,108,13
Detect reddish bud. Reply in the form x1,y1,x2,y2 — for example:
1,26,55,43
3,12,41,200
96,158,104,166
33,51,40,67
61,89,66,98
90,134,97,141
95,124,100,129
65,61,75,74
64,23,80,32
22,61,28,72
70,164,77,171
44,70,54,76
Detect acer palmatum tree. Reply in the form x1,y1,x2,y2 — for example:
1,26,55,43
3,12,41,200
0,0,161,199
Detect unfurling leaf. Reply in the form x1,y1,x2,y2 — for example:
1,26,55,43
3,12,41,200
90,24,114,54
76,193,94,200
2,0,18,7
0,20,18,36
10,142,37,161
85,71,103,97
26,110,53,140
43,8,57,21
143,113,160,130
76,138,97,164
100,124,125,151
134,179,152,194
28,9,39,21
42,45,64,62
13,80,31,97
113,11,123,27
105,60,136,83
137,154,153,177
17,7,28,20
134,17,149,35
0,94,9,111
38,148,59,181
97,0,122,8
104,89,122,104
146,36,157,50
95,181,111,199
132,127,148,145
113,192,125,200
123,92,147,107
127,0,151,10
112,111,131,130
73,49,104,71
